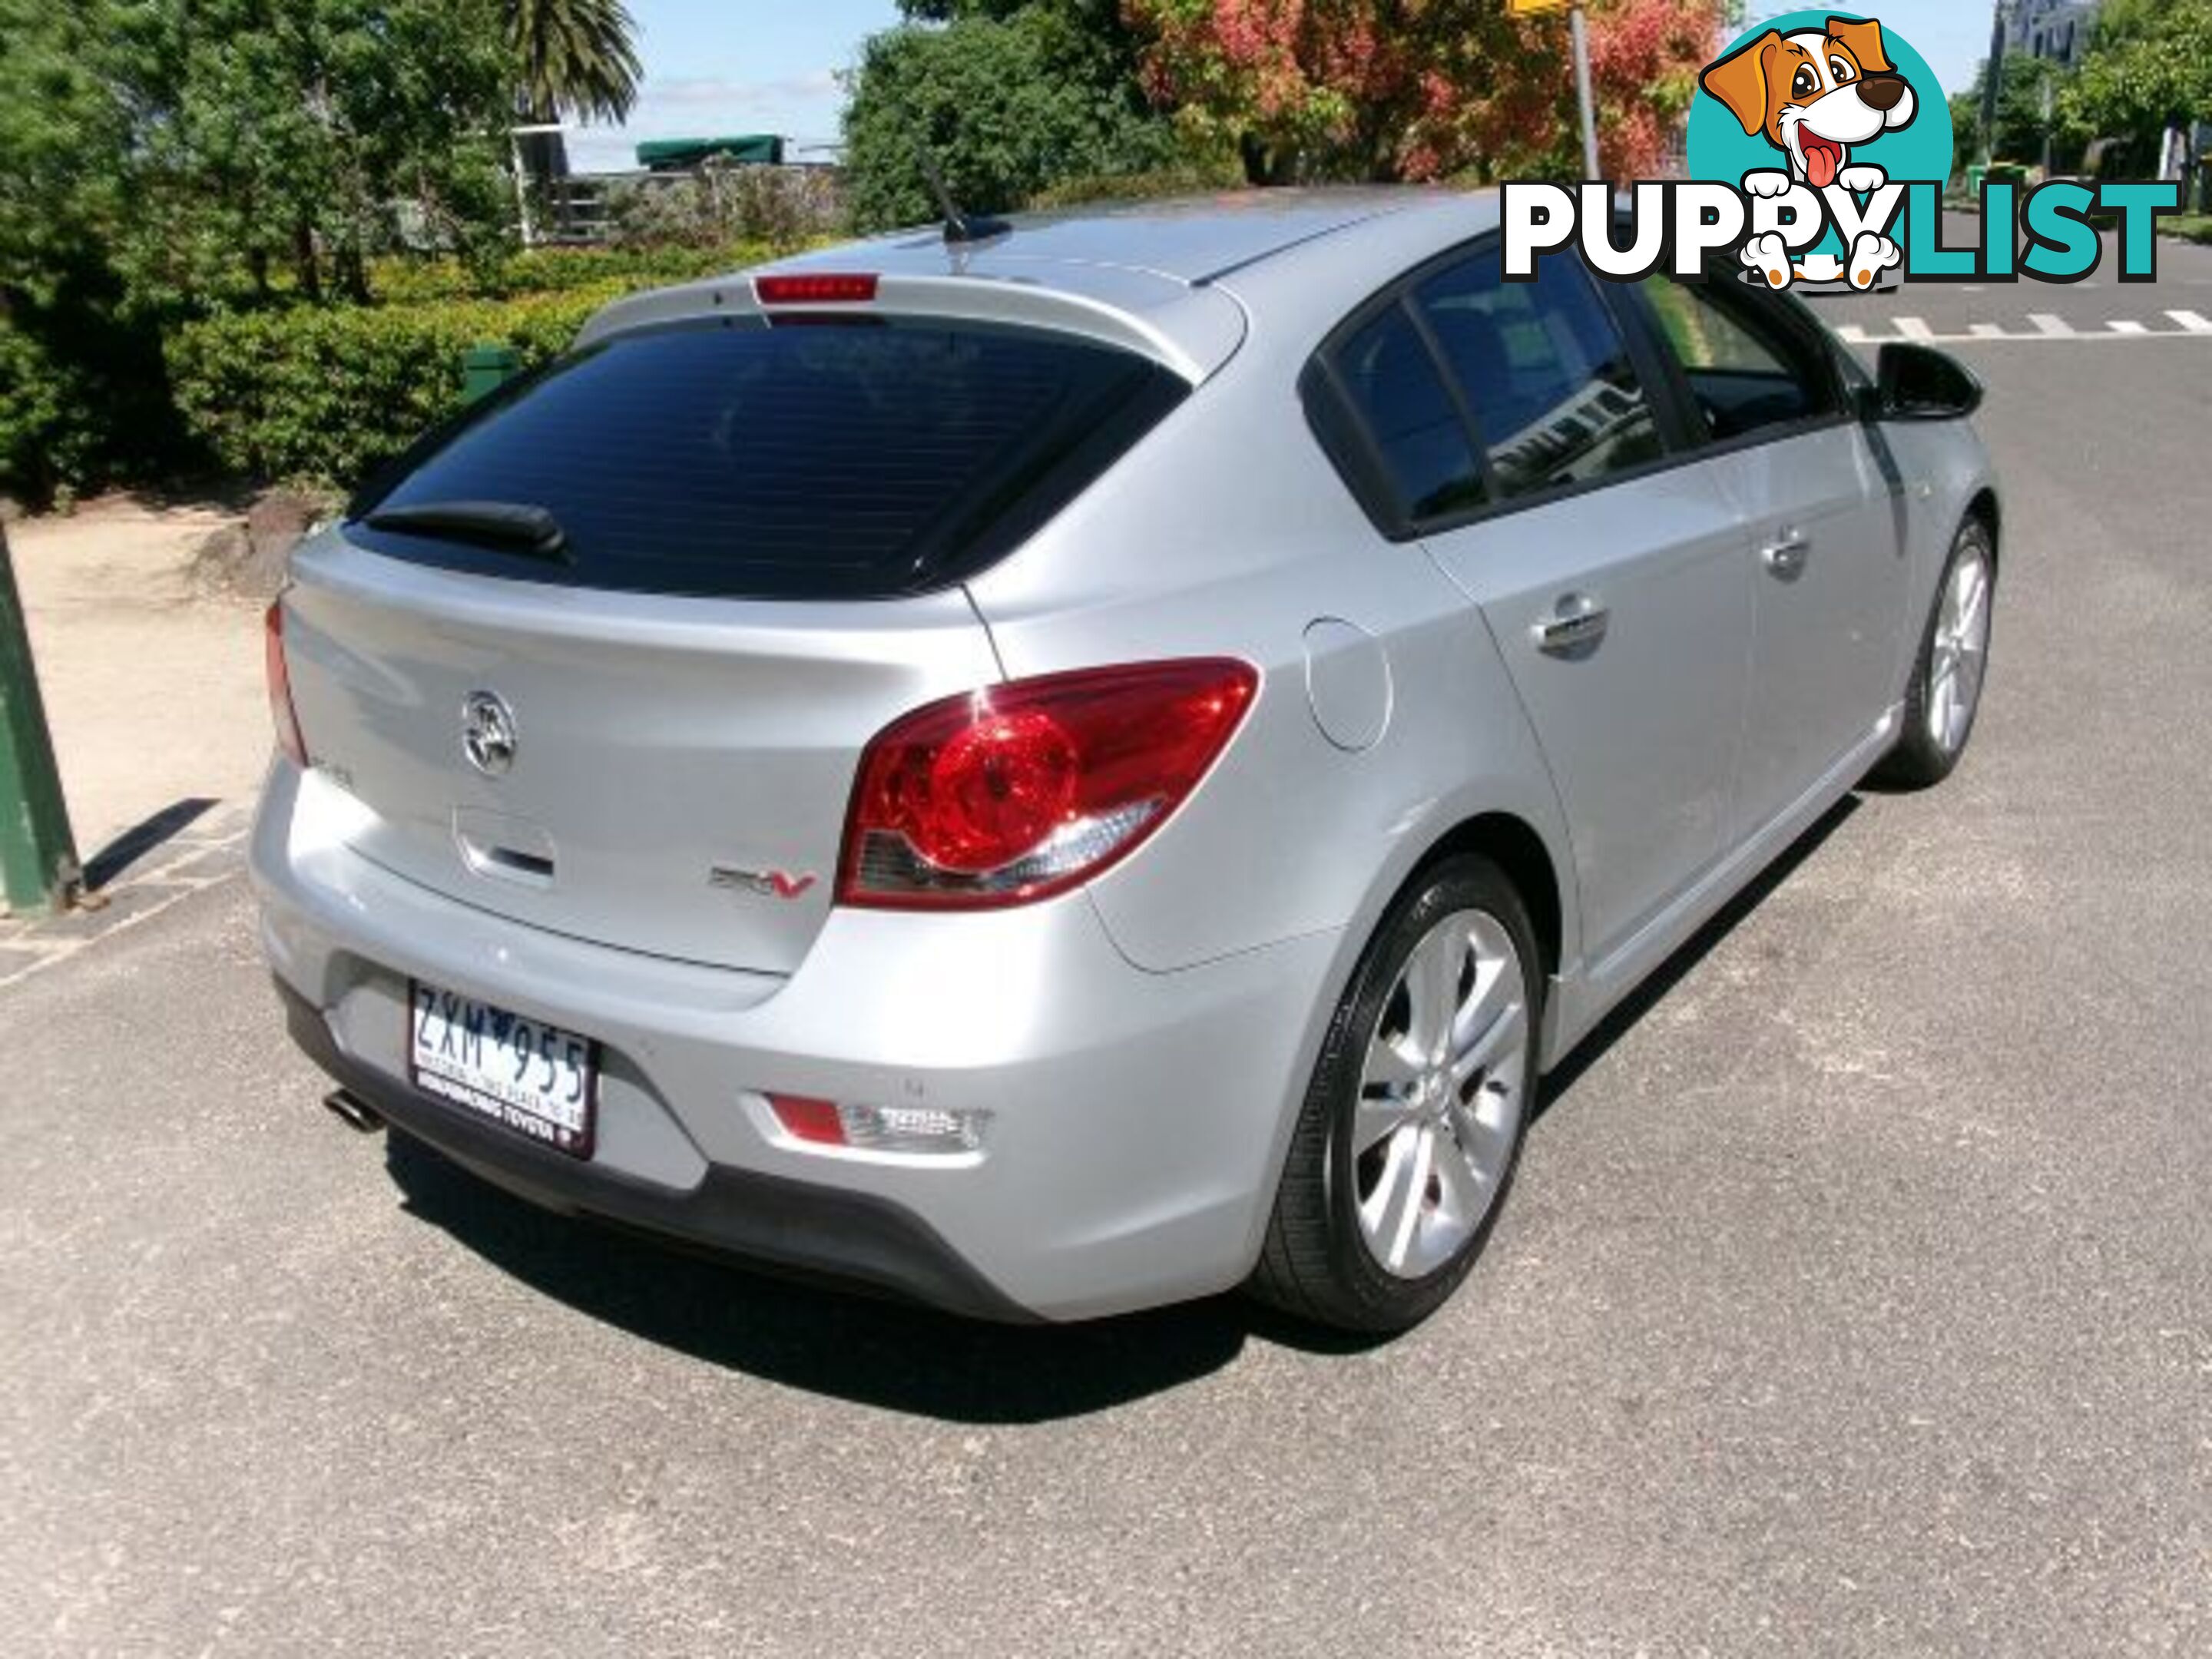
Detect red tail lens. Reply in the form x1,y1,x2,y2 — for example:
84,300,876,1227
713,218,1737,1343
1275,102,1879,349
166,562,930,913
839,659,1258,910
753,273,879,306
767,1094,847,1145
264,599,308,767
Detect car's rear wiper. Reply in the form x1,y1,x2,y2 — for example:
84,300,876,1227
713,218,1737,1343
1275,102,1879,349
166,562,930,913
360,500,570,561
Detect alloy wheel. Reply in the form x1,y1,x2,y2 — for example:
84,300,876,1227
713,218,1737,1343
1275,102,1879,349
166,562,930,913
1350,909,1529,1279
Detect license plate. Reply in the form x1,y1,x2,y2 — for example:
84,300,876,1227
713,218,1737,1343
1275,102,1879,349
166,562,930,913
408,981,596,1158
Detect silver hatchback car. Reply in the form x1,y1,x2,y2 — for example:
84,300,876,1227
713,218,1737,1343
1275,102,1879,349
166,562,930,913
256,190,1998,1332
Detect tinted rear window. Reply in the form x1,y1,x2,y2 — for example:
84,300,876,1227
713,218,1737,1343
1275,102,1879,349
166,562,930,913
346,317,1187,598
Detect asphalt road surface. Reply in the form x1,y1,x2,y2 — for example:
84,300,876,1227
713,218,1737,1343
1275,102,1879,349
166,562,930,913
5,227,2210,1657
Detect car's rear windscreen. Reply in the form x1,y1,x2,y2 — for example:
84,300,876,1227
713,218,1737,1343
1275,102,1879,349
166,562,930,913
344,316,1189,599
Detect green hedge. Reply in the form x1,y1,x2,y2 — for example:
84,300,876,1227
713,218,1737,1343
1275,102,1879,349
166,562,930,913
366,241,785,303
167,284,628,487
166,240,811,489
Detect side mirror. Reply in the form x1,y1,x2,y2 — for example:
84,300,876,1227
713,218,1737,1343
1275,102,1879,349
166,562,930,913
1874,342,1984,421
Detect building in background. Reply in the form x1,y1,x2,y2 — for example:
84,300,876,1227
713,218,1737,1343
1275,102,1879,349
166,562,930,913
1997,0,2099,67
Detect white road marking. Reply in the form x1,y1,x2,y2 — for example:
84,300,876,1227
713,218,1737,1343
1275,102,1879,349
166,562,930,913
1833,312,2212,345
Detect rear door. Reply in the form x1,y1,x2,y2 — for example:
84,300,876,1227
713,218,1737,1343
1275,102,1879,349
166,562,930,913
281,313,1190,975
1628,275,1909,836
1317,246,1757,973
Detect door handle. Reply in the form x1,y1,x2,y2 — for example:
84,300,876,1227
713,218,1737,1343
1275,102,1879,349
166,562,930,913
1761,528,1810,578
1532,592,1609,654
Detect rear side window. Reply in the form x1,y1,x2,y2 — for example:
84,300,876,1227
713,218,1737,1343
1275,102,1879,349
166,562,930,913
1637,276,1837,440
1326,304,1485,522
1413,254,1664,502
346,318,1187,599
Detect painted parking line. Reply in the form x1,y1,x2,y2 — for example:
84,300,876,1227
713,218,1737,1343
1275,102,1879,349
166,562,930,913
1836,315,2212,344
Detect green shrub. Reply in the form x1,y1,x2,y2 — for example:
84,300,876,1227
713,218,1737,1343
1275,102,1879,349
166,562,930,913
168,237,827,490
0,286,181,502
367,240,790,303
167,286,623,487
1025,157,1246,211
0,318,97,500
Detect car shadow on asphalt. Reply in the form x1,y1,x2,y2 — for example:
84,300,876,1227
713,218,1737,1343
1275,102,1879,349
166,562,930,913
382,794,1862,1422
383,1134,1383,1423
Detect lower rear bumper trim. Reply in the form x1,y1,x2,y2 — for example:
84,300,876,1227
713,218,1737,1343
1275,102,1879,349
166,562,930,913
276,978,1041,1323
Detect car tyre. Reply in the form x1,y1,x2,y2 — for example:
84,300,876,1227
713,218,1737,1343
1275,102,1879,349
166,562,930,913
1873,514,1996,790
1251,854,1541,1334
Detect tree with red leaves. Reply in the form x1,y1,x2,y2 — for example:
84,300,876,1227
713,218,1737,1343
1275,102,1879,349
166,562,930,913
1124,0,1730,184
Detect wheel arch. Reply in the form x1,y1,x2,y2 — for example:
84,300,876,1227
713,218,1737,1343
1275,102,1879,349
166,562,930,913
1410,812,1565,985
1965,487,2000,565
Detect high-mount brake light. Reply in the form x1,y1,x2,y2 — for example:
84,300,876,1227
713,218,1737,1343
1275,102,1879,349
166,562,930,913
753,273,880,306
838,659,1259,911
264,598,309,768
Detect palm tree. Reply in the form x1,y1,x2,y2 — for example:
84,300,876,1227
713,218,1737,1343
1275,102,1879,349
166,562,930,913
508,0,644,124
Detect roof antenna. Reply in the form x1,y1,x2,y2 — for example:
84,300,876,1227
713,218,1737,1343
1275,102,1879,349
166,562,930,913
916,147,1011,245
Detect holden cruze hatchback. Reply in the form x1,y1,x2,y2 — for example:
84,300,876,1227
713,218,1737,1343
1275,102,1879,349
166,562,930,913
255,190,1998,1331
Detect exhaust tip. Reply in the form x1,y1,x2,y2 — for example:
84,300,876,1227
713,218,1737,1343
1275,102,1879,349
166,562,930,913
323,1090,385,1134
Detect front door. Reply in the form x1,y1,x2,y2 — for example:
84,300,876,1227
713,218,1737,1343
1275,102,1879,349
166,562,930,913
1631,276,1908,837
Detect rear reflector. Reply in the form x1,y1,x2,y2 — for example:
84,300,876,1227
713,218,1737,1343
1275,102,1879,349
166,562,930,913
264,599,308,767
753,273,879,306
767,1095,846,1144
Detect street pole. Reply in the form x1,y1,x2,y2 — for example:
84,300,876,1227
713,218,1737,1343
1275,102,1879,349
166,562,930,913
1570,2,1601,179
2040,72,2054,178
0,522,81,915
1980,1,2007,167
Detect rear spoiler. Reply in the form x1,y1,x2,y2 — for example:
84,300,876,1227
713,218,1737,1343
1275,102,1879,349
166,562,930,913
574,266,1247,384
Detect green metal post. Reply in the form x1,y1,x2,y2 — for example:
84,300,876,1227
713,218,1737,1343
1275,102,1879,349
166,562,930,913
0,522,81,914
461,342,522,406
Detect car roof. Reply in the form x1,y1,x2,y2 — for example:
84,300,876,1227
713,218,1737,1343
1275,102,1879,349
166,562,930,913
578,188,1503,382
773,187,1495,286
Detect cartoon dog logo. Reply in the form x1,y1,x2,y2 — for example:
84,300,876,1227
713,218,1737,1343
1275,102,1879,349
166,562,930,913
1700,15,1917,290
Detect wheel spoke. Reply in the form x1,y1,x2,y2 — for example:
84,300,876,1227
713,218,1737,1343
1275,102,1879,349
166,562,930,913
1451,994,1527,1086
1402,928,1461,1062
1353,1089,1420,1158
1363,1031,1422,1091
1452,1095,1515,1182
1432,1131,1487,1223
1954,646,1984,715
1361,1126,1435,1273
1957,568,1987,638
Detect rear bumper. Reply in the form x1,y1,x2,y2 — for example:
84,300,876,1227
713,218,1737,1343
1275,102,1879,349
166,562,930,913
252,763,1344,1321
276,979,1035,1320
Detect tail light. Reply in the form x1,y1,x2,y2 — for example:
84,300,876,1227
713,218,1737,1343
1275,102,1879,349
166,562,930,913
837,659,1258,910
264,599,308,767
